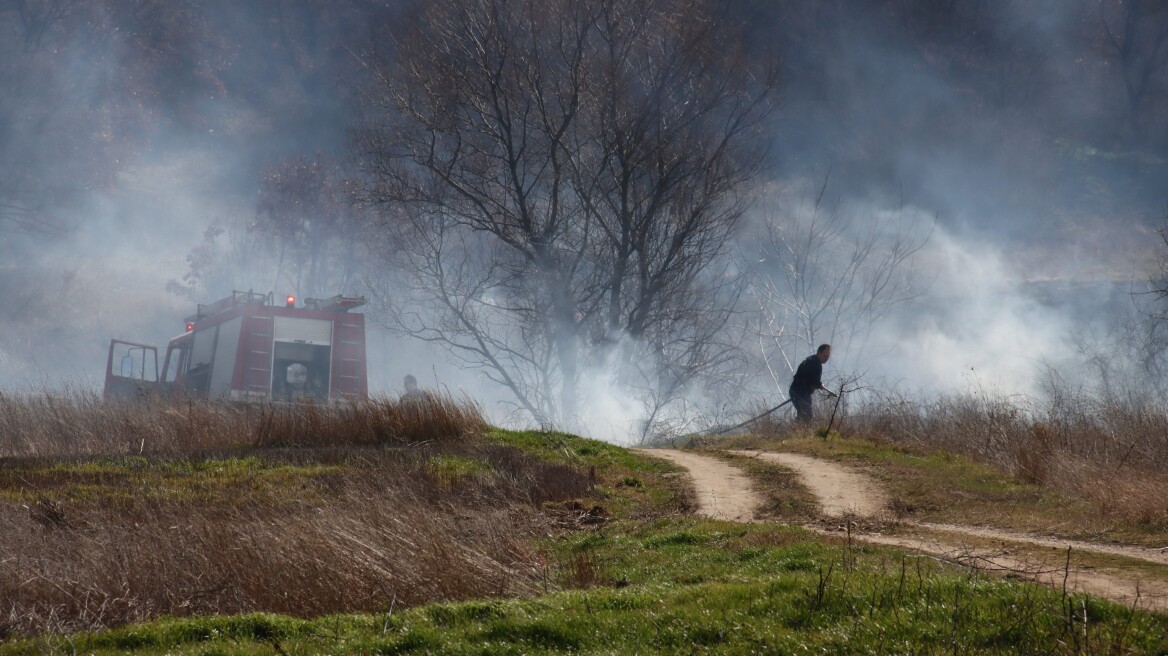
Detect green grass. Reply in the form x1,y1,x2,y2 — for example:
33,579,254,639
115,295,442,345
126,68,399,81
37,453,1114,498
6,428,1168,654
0,455,346,505
7,519,1167,655
486,427,689,516
485,428,665,472
426,454,494,488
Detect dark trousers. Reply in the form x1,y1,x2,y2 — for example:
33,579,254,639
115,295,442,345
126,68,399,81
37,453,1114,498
790,390,813,422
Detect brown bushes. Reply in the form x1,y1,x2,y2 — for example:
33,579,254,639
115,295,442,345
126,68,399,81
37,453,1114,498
0,391,487,458
2,481,544,635
842,389,1168,529
0,394,592,637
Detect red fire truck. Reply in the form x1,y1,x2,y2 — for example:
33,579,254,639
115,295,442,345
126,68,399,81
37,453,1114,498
104,291,368,403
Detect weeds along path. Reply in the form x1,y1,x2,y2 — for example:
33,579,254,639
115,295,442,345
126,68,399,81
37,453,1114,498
637,447,1168,612
727,449,1168,568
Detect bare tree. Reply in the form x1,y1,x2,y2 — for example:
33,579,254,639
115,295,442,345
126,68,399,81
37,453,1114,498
167,154,369,303
355,0,774,429
747,178,932,396
0,0,120,237
252,154,366,299
1097,0,1168,135
1111,220,1168,395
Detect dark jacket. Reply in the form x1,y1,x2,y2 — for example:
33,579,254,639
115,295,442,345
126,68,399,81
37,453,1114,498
790,354,823,396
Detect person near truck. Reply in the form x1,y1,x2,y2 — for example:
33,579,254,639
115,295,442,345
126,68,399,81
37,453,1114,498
401,374,426,402
789,344,834,422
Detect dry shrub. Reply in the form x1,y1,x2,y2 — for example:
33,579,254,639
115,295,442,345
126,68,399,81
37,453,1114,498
849,389,1168,475
1,490,540,635
1015,422,1056,484
1069,466,1168,529
0,391,486,458
251,394,486,448
742,401,787,437
843,388,1168,526
0,449,593,636
0,396,593,637
560,549,606,589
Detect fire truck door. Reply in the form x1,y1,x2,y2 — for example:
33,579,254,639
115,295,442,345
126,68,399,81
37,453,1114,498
103,340,159,402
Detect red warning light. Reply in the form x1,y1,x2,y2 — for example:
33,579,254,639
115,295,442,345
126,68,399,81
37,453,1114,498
286,295,296,307
185,321,194,332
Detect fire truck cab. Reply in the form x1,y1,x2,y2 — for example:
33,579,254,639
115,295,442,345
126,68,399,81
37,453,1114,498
104,291,368,403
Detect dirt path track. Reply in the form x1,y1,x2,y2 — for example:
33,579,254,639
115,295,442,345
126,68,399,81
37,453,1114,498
637,447,1168,612
728,450,888,518
728,449,1168,568
633,449,759,522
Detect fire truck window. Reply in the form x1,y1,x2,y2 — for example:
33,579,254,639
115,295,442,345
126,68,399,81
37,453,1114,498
208,317,242,397
110,343,157,382
190,328,217,368
272,342,331,402
163,346,186,383
187,327,218,396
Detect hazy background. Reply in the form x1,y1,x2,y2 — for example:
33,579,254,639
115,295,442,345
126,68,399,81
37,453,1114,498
2,0,1165,441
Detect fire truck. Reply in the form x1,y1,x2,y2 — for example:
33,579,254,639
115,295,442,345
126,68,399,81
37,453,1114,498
104,291,368,403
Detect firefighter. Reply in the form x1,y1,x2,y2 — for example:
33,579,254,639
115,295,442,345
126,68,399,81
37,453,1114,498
284,363,312,402
401,374,426,402
789,344,835,422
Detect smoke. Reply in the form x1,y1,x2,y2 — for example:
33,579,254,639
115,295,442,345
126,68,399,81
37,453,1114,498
1,1,1165,441
860,227,1090,397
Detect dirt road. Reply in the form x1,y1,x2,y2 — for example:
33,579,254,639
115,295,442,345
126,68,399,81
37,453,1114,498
639,447,1168,612
729,450,889,518
632,449,759,522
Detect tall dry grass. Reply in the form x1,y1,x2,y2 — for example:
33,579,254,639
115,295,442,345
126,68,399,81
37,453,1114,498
0,393,592,637
0,390,486,458
840,387,1168,528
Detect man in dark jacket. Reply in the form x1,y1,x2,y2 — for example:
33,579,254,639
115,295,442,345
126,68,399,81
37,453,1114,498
789,344,834,422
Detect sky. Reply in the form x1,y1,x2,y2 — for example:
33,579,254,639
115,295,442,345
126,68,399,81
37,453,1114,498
1,0,1165,438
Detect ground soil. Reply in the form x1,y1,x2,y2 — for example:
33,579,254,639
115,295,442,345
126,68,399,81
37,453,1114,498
640,447,1168,613
632,449,759,522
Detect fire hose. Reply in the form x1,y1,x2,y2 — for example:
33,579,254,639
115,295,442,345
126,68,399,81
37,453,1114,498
711,386,841,436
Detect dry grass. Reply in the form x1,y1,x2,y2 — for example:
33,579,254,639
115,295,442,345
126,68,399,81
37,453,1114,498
0,393,593,638
840,388,1168,531
0,391,487,457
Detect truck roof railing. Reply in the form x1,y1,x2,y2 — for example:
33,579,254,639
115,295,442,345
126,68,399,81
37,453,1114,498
185,291,366,323
303,295,367,312
187,290,274,322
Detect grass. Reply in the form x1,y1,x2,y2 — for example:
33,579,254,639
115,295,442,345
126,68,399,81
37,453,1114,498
839,388,1168,536
5,519,1168,654
713,450,820,522
0,390,487,457
0,393,600,637
722,434,1067,519
4,392,1168,653
0,455,348,505
486,427,694,518
715,402,1168,546
733,431,1168,547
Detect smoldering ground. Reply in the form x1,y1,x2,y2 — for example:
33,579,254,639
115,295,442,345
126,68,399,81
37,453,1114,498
0,0,1165,440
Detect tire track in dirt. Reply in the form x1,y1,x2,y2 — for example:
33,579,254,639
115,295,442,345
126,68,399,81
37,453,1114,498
634,449,759,522
729,449,1168,568
728,450,888,519
636,447,1168,612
